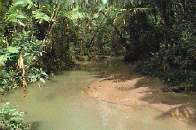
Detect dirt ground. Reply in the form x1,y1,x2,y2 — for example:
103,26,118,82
83,60,196,126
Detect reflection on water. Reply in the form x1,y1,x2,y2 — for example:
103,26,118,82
1,71,195,130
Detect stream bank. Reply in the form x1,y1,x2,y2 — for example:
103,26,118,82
85,58,196,126
0,58,196,130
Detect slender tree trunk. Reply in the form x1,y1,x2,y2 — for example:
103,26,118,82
18,51,28,96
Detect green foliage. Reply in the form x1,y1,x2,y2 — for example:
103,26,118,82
0,0,48,92
0,31,47,92
32,10,50,23
131,0,196,91
13,0,33,9
0,0,195,93
0,102,30,130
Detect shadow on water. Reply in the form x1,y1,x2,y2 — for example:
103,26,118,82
77,57,141,81
30,121,42,130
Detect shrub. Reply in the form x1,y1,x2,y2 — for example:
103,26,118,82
0,103,30,130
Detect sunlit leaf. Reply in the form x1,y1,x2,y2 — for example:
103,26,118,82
32,10,50,23
13,0,33,8
39,78,46,83
7,46,19,54
0,55,8,66
102,0,108,4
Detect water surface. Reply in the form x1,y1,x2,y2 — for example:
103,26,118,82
1,70,195,130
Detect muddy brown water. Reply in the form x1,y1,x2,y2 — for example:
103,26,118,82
1,60,196,130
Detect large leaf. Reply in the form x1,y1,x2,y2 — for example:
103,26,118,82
7,46,19,54
6,9,27,26
32,10,50,23
13,0,33,9
0,55,8,66
65,6,86,21
102,0,108,4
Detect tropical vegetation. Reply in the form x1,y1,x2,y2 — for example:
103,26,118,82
0,0,195,129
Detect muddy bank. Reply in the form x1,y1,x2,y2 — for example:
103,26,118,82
84,60,196,125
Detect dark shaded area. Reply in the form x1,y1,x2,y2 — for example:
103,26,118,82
76,56,139,82
30,121,42,130
41,17,76,74
33,21,49,40
124,11,161,63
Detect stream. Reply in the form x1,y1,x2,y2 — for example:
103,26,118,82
1,61,196,130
